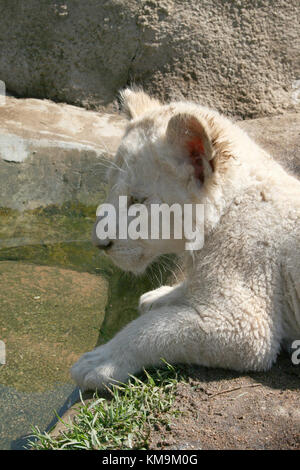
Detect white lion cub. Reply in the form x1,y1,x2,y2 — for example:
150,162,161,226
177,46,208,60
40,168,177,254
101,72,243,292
72,89,300,391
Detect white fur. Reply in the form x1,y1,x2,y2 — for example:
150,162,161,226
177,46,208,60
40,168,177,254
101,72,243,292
72,90,300,391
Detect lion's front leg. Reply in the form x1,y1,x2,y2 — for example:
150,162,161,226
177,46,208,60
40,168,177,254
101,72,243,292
71,303,198,391
138,282,186,313
71,300,278,391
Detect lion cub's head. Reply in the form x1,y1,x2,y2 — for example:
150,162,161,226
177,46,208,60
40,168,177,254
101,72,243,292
93,89,245,273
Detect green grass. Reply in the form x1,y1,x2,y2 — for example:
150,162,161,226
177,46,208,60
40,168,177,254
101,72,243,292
29,363,183,450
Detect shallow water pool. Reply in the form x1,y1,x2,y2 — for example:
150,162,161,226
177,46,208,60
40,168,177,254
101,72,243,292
0,203,168,449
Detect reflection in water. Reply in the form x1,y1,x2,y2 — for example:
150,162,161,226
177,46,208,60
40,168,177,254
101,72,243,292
0,384,79,450
0,203,175,449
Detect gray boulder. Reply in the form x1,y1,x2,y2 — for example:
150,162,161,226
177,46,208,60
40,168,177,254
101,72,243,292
0,97,126,211
0,0,299,118
239,113,300,178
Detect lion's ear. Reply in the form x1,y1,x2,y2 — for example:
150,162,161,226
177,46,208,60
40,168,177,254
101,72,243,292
119,88,161,119
166,113,214,183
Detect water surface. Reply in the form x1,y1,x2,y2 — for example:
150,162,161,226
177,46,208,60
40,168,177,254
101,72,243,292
0,203,168,449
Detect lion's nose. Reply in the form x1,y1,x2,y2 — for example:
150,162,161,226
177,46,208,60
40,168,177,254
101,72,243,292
95,239,113,251
92,218,114,251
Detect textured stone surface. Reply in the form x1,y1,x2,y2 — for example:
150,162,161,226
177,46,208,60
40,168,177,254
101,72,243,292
239,113,300,178
0,97,126,210
0,0,299,118
0,0,139,109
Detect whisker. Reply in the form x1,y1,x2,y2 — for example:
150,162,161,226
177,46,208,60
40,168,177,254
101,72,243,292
94,159,126,174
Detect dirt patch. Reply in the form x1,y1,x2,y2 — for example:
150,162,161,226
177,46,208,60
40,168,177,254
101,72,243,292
148,354,300,450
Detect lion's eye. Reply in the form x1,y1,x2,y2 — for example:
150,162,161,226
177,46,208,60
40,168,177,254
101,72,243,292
130,196,146,206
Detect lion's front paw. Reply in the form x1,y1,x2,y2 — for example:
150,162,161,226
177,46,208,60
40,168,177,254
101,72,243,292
138,286,174,313
71,346,126,391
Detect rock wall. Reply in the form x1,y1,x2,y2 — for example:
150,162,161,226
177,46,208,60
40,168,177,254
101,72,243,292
0,0,299,118
0,97,125,210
